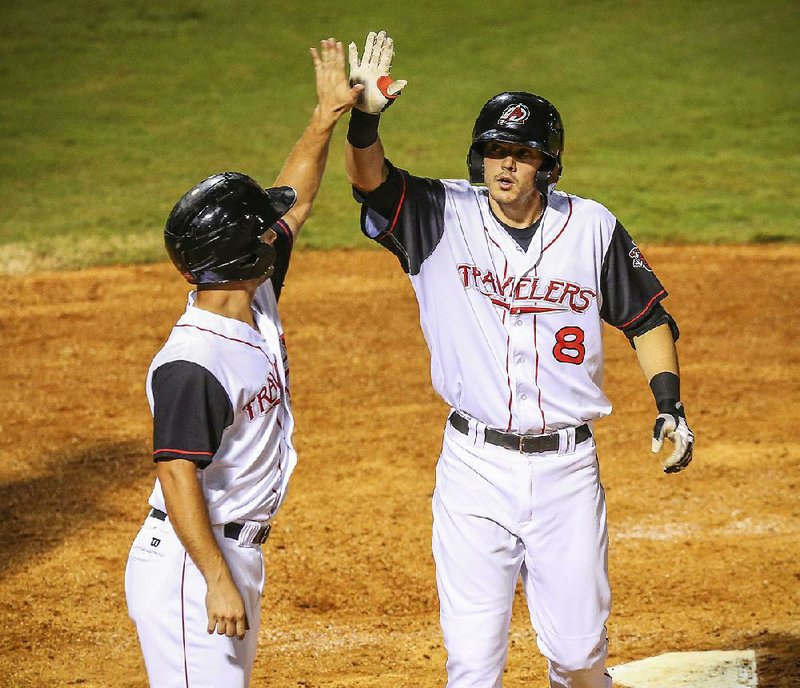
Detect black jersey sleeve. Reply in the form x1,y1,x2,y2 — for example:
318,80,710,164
151,360,234,468
269,218,293,302
622,302,680,343
600,221,669,333
354,160,447,275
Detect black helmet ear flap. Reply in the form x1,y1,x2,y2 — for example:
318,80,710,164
534,168,551,196
468,146,484,184
534,157,560,195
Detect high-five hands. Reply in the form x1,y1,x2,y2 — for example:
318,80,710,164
310,38,365,129
348,30,407,114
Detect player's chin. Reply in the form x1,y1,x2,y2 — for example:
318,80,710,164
488,185,517,204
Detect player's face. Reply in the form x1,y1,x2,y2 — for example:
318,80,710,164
482,142,545,209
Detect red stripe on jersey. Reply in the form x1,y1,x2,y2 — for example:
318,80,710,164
386,173,408,234
153,448,214,457
541,194,573,255
488,296,510,309
533,313,546,432
504,321,513,432
175,324,271,360
485,228,515,431
269,417,284,509
181,553,190,686
486,230,502,252
618,289,667,328
509,305,567,314
500,243,514,431
503,261,514,431
274,218,294,248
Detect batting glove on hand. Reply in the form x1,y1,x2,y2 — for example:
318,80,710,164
651,401,694,474
348,30,407,114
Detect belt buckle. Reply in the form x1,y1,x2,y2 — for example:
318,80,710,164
519,431,555,454
518,434,536,454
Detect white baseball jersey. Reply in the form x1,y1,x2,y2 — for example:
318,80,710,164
356,163,670,686
144,222,297,525
359,162,667,434
127,219,296,688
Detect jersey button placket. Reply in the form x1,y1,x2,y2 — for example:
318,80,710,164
507,312,537,428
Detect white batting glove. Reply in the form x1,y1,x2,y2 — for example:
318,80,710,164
651,402,694,474
348,30,407,114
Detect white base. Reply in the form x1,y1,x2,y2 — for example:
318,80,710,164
609,650,757,687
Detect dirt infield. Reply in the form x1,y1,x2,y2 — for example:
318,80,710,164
1,246,798,687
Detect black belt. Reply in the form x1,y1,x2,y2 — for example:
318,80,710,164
449,411,591,454
149,508,271,545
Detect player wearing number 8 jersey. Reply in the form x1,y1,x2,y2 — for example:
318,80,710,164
345,31,694,688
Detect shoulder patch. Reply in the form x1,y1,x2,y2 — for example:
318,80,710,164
629,242,653,272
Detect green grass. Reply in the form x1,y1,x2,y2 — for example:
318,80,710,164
1,0,798,272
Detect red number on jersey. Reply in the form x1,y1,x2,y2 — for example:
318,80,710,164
553,326,585,364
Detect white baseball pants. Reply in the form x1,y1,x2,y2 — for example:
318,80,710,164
125,514,265,688
432,422,612,688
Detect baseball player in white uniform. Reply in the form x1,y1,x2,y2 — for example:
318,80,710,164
125,40,363,688
344,32,695,688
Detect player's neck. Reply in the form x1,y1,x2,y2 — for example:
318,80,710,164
489,193,544,228
195,282,260,329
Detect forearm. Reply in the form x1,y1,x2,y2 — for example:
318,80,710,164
157,459,233,586
633,322,679,382
273,108,338,233
345,136,388,193
272,38,362,236
635,321,684,418
635,323,694,473
345,103,391,192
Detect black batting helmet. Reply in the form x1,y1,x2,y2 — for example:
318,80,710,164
164,172,296,285
467,92,564,194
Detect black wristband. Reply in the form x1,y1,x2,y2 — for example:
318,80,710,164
347,109,381,149
649,371,682,415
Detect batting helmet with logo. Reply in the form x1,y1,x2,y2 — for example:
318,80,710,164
164,172,296,285
467,92,564,194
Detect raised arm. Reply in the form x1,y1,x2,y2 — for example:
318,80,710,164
274,38,363,238
344,31,407,193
